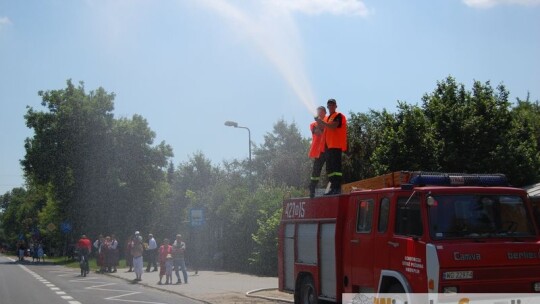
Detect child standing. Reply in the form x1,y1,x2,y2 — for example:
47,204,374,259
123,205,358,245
165,254,174,285
157,238,172,285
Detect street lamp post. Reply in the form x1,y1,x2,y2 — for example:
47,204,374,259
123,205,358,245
224,120,252,166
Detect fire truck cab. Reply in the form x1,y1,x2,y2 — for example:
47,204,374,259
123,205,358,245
278,172,540,303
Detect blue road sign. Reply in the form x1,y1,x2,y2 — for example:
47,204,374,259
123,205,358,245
60,222,72,234
190,209,205,227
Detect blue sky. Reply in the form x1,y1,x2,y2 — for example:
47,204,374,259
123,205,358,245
1,0,539,193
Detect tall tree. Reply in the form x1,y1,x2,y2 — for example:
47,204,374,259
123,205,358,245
22,80,172,244
343,110,384,183
371,103,439,174
252,119,311,188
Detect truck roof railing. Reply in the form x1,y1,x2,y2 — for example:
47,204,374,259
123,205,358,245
408,172,508,187
342,171,509,193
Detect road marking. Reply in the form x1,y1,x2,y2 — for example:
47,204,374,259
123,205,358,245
33,263,175,304
9,259,83,304
49,269,81,277
86,282,137,293
81,281,168,304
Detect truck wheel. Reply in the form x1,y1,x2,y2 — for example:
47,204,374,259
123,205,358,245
387,283,405,293
296,275,318,304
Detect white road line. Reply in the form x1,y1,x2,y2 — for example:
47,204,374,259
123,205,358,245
104,292,168,304
105,292,140,300
49,270,80,277
70,278,109,283
82,282,167,304
86,282,137,293
9,259,83,304
105,299,169,304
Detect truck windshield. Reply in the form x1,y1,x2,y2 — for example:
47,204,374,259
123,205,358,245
428,195,535,239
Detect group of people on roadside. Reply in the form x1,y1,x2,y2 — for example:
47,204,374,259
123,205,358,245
15,241,45,262
77,231,188,285
30,242,45,262
93,234,120,273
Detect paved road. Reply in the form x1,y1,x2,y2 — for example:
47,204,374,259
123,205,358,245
0,254,201,304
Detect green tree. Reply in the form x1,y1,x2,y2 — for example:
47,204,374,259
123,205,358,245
422,76,538,185
250,184,303,275
0,187,47,244
371,103,439,174
343,110,385,182
252,119,311,188
22,80,172,248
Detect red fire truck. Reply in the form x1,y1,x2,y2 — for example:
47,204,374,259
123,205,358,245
278,172,540,303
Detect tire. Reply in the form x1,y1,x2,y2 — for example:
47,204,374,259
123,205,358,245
387,283,405,293
80,256,88,277
295,275,318,304
387,283,407,304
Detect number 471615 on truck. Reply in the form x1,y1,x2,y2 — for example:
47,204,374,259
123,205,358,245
278,172,540,303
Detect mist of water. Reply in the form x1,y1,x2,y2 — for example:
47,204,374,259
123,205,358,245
194,0,318,115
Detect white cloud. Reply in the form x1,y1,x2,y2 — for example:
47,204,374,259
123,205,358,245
463,0,540,8
271,0,370,16
0,16,12,28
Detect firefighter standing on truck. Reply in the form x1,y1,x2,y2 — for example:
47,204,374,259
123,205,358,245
308,106,327,198
315,98,347,195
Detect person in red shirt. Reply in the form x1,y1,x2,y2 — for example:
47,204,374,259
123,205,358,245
77,235,92,254
157,238,172,285
309,106,327,198
77,235,92,276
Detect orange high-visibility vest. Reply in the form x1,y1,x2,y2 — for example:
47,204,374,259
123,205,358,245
309,121,325,158
324,112,347,151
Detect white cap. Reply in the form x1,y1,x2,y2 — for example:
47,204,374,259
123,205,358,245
135,231,140,235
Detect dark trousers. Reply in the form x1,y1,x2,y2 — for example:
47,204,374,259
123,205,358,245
309,152,326,196
79,249,89,272
311,152,326,183
146,249,157,270
326,148,342,190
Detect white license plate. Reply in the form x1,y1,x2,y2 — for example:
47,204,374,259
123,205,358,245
443,271,473,280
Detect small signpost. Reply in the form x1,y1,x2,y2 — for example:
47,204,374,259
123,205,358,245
46,223,56,232
60,222,72,234
190,209,205,227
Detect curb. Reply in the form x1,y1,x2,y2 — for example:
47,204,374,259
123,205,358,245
246,287,294,303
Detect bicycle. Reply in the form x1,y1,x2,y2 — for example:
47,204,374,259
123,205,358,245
77,249,89,277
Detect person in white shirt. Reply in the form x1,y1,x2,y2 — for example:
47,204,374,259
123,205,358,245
172,234,188,284
146,233,158,272
110,234,119,272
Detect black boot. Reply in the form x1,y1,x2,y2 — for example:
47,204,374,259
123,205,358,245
309,181,317,198
332,181,342,195
325,180,341,195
